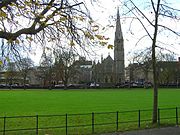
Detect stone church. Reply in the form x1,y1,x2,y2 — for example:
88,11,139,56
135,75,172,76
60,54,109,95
92,9,125,86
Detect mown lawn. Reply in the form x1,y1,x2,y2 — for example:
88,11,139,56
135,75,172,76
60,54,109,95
0,88,180,135
0,88,180,116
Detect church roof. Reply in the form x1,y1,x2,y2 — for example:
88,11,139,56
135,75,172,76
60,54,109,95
106,55,113,61
102,55,113,64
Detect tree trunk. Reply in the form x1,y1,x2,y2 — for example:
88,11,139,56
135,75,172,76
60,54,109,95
64,80,68,90
23,76,26,90
152,0,161,124
152,32,158,124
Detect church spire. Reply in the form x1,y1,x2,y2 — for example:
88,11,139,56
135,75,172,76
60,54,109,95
115,8,123,40
114,7,125,83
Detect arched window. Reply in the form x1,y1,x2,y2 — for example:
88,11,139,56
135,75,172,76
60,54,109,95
98,78,100,82
119,78,121,83
105,76,108,83
110,76,113,83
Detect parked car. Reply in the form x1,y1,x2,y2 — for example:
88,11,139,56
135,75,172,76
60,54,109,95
0,84,7,88
89,83,100,88
55,84,65,88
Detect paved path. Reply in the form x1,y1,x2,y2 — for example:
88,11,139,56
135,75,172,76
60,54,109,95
101,127,180,135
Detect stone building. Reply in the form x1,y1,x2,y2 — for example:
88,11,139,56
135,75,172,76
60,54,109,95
92,9,125,86
125,57,180,86
71,57,92,84
157,58,180,85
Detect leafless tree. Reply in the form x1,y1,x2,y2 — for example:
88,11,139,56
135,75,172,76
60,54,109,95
38,49,53,88
123,0,180,123
130,48,177,88
129,47,152,87
4,62,17,88
53,47,77,89
17,57,34,89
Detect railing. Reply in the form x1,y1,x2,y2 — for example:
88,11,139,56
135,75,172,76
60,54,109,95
0,107,179,135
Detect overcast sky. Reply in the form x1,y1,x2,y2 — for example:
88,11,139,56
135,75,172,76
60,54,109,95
30,0,180,66
84,0,180,66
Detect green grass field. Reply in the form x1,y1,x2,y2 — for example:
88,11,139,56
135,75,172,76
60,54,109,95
0,88,180,116
0,88,180,135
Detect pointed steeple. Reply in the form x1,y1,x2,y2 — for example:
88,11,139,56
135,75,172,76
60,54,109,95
114,7,125,83
115,8,123,40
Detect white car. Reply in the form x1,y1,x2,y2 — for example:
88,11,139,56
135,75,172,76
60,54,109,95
90,83,100,87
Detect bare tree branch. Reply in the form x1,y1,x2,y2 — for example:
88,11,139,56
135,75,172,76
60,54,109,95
158,24,180,36
123,2,153,40
0,0,17,9
150,0,156,13
135,35,149,46
129,0,154,27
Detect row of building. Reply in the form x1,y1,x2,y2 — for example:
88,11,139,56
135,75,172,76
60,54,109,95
0,55,180,88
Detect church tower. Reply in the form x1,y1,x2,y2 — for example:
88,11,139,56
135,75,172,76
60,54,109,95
114,8,125,83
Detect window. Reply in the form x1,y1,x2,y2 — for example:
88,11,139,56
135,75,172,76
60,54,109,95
105,76,108,83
